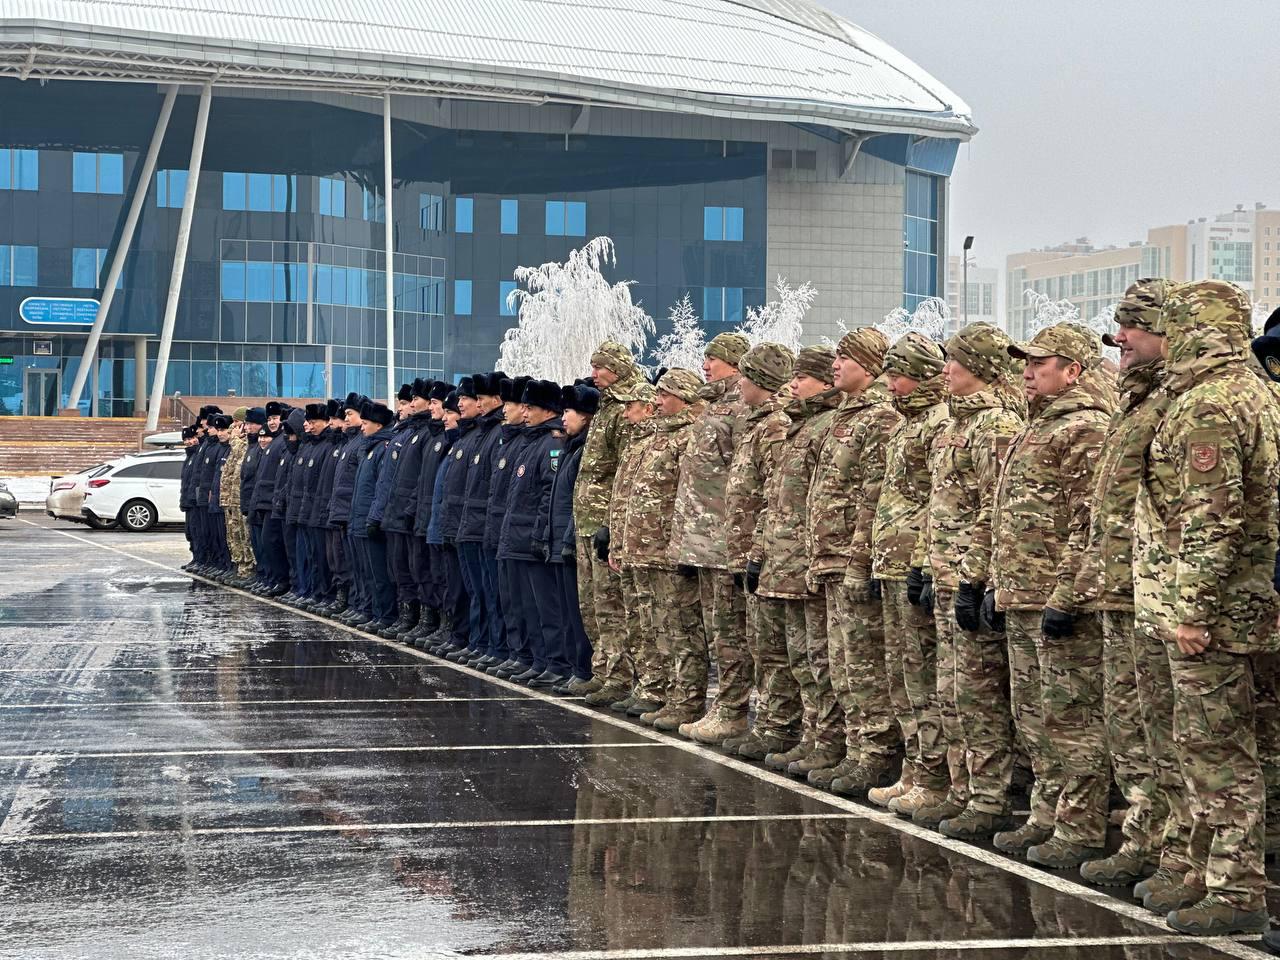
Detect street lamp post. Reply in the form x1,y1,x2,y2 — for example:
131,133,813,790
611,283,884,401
962,235,975,325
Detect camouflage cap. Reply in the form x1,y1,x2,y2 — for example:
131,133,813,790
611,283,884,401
656,367,703,403
1102,277,1172,346
883,331,945,381
1162,279,1253,344
793,345,836,384
1008,322,1094,368
944,322,1012,384
836,327,890,377
738,341,795,392
231,406,248,422
615,380,658,404
590,340,637,378
704,332,751,367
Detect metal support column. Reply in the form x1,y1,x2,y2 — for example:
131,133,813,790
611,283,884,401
134,335,148,417
383,91,396,405
65,84,178,415
146,83,212,432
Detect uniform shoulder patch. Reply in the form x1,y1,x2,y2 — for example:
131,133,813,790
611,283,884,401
411,435,419,444
1189,438,1219,473
516,464,526,477
833,426,852,439
434,441,442,451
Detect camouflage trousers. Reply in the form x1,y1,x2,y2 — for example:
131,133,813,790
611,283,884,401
698,569,751,722
932,588,974,807
1165,644,1266,906
1006,610,1108,846
650,566,707,718
620,567,661,701
884,580,948,791
1255,653,1280,849
1100,610,1176,857
750,596,804,743
796,591,842,751
578,540,630,690
825,582,894,762
225,507,252,572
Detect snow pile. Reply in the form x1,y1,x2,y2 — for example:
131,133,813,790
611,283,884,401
0,476,51,505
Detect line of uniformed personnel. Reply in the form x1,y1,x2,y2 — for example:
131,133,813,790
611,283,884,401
179,276,1280,940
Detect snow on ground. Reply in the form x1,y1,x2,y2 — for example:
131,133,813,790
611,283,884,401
0,476,52,504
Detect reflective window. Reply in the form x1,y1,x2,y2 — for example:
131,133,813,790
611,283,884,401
703,206,743,241
72,248,122,290
73,152,123,194
221,261,246,300
501,198,519,235
0,245,38,286
222,172,297,212
455,197,473,233
703,287,743,323
499,281,517,316
545,200,564,237
222,172,246,210
902,171,939,311
155,169,187,208
454,280,472,315
545,200,586,237
362,186,384,223
0,149,38,191
318,177,345,217
420,194,443,231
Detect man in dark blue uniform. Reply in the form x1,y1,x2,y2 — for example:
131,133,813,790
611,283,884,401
298,399,342,610
437,377,483,656
321,394,366,618
282,404,327,603
426,391,471,654
272,408,304,596
205,413,234,579
404,381,452,645
349,400,398,630
249,402,293,595
488,376,535,677
178,424,201,570
188,405,222,574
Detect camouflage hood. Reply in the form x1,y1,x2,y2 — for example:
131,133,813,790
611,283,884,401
893,372,945,417
696,373,739,403
650,407,697,434
1028,376,1113,422
784,386,842,427
1116,356,1164,411
946,387,1007,422
1163,280,1254,394
603,367,646,405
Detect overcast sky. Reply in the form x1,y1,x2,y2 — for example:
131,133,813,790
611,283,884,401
828,0,1280,272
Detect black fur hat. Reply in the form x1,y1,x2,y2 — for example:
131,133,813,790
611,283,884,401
521,378,564,414
304,402,328,422
245,406,268,426
363,402,394,426
264,401,286,417
325,398,342,419
428,381,451,402
207,413,232,430
444,391,460,413
396,382,413,403
498,376,521,403
563,383,601,416
412,377,433,400
340,392,361,412
472,372,500,397
455,376,477,400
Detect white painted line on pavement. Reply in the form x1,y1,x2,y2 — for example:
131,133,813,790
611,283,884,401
0,811,856,845
0,665,439,673
0,742,659,762
0,695,581,709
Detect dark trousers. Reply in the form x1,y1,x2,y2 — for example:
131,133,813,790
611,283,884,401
184,510,199,561
456,541,487,652
345,529,367,612
557,562,593,680
386,531,415,598
361,534,396,623
498,559,531,666
440,543,470,646
305,525,331,599
263,516,289,586
249,517,265,578
209,511,230,569
283,521,301,594
326,527,349,592
479,549,507,659
408,536,433,607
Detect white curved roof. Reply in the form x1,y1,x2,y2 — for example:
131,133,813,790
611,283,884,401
0,0,975,138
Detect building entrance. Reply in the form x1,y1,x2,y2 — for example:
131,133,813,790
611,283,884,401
24,369,61,416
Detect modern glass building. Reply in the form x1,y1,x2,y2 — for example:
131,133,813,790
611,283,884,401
0,0,974,418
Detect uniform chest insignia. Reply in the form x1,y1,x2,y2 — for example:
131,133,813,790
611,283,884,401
711,403,732,415
341,453,347,459
204,457,211,464
308,458,314,467
333,450,339,458
411,436,419,444
473,454,481,464
366,451,375,459
516,464,526,477
1268,356,1280,379
833,426,852,438
1190,441,1219,472
455,450,464,460
280,457,286,465
434,442,443,452
392,451,398,460
552,429,564,438
498,457,507,469
994,438,1010,459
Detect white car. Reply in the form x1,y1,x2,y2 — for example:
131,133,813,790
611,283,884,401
47,450,188,529
80,452,187,532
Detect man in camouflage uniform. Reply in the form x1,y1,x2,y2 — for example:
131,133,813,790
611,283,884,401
748,346,841,772
985,324,1110,866
622,369,705,730
805,329,902,793
577,342,647,705
1073,280,1178,887
916,323,1022,831
721,343,796,757
671,333,753,745
219,407,253,582
601,380,660,714
1133,280,1279,936
867,333,952,814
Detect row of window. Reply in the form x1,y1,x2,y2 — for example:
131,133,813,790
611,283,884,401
219,259,444,313
0,245,126,290
0,149,121,194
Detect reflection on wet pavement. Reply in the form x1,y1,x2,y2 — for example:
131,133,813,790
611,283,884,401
0,518,1264,960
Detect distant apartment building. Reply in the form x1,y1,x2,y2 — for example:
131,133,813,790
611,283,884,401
945,255,999,334
1005,203,1273,339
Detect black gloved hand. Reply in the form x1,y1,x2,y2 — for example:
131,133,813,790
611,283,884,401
536,541,550,563
745,559,762,594
955,581,984,632
593,526,610,562
907,567,926,606
980,587,1005,635
733,571,745,591
869,579,882,603
366,520,383,540
562,539,576,561
919,576,934,616
677,564,698,579
1042,606,1075,638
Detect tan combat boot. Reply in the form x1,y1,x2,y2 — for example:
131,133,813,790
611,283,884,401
691,715,748,746
867,768,915,808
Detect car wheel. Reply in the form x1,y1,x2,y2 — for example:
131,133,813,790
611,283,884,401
85,515,117,530
119,499,157,532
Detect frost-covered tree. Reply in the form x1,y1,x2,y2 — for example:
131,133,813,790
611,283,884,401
653,293,707,373
1023,289,1080,336
1086,302,1121,362
874,306,912,344
737,277,816,353
874,297,950,344
498,236,654,383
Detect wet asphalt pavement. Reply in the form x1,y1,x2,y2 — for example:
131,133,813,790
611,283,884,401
0,514,1273,959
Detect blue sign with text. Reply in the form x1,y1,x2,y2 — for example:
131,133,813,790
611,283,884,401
20,297,100,326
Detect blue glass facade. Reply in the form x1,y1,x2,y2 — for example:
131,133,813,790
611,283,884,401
0,78,769,414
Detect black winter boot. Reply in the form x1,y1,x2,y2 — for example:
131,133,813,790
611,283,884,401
395,601,421,639
380,602,411,639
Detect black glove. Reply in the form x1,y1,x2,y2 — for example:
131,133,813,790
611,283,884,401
366,520,383,540
733,571,745,591
1042,607,1075,638
919,576,934,616
980,587,1005,635
536,541,550,563
745,559,762,594
562,539,576,561
593,526,610,562
955,581,984,632
907,567,926,606
868,579,882,603
677,564,698,579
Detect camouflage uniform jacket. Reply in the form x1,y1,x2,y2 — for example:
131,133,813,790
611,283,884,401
1135,332,1280,654
621,409,697,570
606,419,654,567
871,376,949,582
573,366,645,533
669,375,746,570
756,388,841,600
725,396,789,573
218,434,247,511
990,380,1109,611
926,390,1023,591
1074,359,1170,612
806,381,900,590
